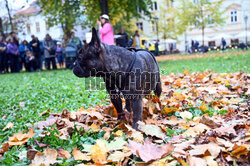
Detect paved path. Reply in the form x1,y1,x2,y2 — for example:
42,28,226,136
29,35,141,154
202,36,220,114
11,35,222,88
155,50,250,62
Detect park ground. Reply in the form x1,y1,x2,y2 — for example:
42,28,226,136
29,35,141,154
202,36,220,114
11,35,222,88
0,51,249,165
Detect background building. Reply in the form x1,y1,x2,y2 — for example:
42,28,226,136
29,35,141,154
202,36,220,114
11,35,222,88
0,0,88,42
135,0,250,52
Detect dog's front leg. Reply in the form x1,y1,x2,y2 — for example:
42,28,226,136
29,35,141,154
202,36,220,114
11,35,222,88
132,97,143,129
104,77,125,119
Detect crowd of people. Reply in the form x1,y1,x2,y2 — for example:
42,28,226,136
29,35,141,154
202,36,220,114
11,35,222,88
0,31,85,74
0,14,157,74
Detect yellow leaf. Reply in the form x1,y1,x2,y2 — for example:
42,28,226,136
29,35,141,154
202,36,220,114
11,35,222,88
183,69,190,75
90,139,108,164
114,130,123,137
161,107,178,115
199,102,208,112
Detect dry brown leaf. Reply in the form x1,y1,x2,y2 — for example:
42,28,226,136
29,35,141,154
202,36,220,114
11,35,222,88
8,128,36,146
34,115,57,130
72,148,91,161
0,143,9,154
27,149,38,160
127,138,173,163
57,148,71,159
189,143,224,158
107,151,131,162
29,148,61,166
213,125,236,137
188,156,207,166
182,123,210,138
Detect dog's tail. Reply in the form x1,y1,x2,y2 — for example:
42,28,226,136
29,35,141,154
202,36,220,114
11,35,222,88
154,75,162,97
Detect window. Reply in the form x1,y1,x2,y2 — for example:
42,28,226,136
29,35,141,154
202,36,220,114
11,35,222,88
151,1,157,11
154,2,157,11
208,41,216,46
46,22,50,31
36,22,40,32
136,22,143,31
230,10,238,23
26,23,31,34
231,39,239,45
137,6,142,13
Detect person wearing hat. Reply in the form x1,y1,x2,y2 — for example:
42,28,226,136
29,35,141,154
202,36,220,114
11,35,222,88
97,14,114,45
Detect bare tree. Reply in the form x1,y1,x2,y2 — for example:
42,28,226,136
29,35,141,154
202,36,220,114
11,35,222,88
4,0,13,32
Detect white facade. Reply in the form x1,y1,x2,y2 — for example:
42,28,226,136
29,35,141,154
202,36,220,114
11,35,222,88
136,0,250,52
2,0,89,43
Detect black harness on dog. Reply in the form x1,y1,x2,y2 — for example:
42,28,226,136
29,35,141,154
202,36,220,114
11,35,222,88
121,47,157,90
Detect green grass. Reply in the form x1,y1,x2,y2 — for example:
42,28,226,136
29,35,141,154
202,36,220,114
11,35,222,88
0,70,107,144
158,51,250,74
0,51,249,165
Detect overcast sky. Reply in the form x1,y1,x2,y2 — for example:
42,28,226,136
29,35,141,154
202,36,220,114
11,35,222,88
0,0,31,16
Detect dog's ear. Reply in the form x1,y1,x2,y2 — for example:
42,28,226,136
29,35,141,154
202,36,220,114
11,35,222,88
90,27,101,48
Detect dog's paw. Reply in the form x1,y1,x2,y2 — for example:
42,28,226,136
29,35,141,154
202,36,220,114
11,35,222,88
117,112,126,120
132,123,139,130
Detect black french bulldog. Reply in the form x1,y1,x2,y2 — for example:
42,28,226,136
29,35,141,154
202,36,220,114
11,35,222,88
73,28,162,129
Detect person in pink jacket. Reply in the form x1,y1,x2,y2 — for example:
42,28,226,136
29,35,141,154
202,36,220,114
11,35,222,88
97,14,114,45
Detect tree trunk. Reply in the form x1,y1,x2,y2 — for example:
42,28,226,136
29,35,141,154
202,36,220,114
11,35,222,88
99,0,109,15
202,25,204,53
0,17,5,37
61,23,71,39
200,2,205,53
4,0,13,32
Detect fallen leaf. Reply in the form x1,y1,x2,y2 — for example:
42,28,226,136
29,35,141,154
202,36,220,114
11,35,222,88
30,148,61,166
138,122,167,140
72,148,91,161
189,142,224,158
2,122,14,131
57,148,71,159
199,102,208,112
182,123,211,138
107,151,131,162
114,130,123,137
27,149,38,160
8,128,36,146
0,143,9,154
204,156,218,166
130,130,144,143
188,156,207,166
107,137,127,151
180,111,193,120
127,138,173,163
90,139,108,164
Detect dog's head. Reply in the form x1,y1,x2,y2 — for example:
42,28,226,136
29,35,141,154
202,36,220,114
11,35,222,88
73,28,105,78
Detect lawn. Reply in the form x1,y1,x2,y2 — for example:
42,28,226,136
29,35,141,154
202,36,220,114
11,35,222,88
0,51,249,165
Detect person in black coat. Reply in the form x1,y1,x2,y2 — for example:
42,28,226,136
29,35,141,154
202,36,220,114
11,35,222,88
29,35,42,71
116,27,128,47
0,35,7,74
